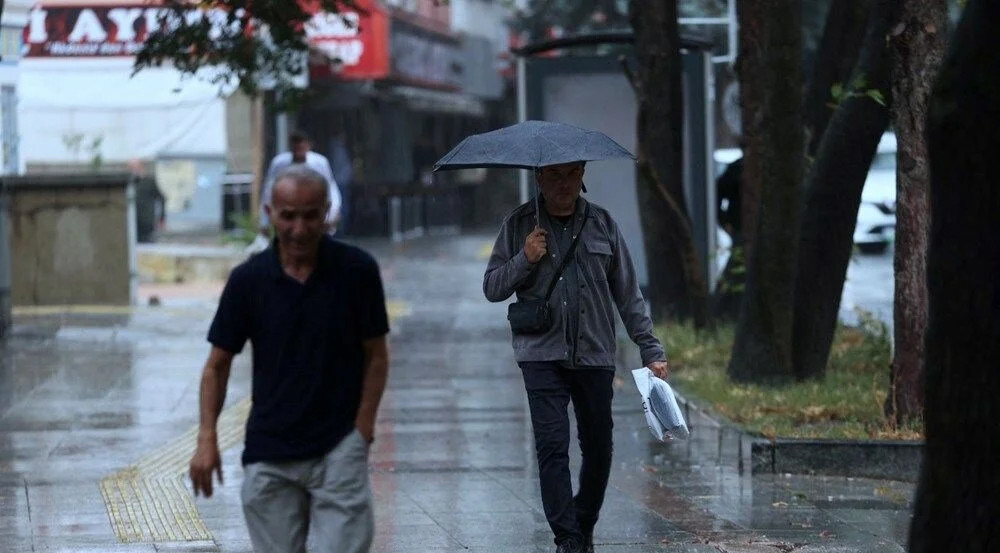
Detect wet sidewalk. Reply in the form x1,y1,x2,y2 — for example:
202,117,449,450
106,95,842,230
0,234,913,553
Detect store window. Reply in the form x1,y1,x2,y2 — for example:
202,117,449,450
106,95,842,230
2,85,18,174
0,26,21,62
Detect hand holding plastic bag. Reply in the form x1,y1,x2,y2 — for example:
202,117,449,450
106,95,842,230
631,368,689,441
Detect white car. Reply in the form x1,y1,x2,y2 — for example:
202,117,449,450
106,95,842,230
853,132,897,254
712,137,897,260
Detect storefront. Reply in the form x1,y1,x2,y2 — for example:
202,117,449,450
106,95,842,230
19,1,231,234
297,0,508,237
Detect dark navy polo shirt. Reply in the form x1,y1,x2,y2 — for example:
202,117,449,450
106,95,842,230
207,236,389,464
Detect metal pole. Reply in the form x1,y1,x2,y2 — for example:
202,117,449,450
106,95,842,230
727,0,737,67
703,50,719,291
250,95,264,223
276,111,288,155
517,56,530,206
0,183,10,338
534,181,540,227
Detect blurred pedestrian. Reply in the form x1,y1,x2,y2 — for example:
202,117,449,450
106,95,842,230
329,130,353,234
126,158,164,242
483,161,670,553
191,165,390,553
712,157,745,320
716,157,743,242
259,131,342,235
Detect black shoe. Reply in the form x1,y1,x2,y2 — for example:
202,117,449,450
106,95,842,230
556,539,583,553
583,532,594,553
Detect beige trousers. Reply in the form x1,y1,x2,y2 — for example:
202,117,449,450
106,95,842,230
241,430,373,553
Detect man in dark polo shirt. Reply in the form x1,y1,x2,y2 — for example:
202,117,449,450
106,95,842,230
188,165,390,553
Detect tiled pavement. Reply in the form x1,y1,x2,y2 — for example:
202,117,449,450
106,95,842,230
0,234,913,552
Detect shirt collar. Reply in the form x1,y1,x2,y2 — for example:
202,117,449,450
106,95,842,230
535,195,589,221
265,235,334,282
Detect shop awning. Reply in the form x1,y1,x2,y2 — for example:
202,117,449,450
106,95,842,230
389,85,485,117
19,59,230,162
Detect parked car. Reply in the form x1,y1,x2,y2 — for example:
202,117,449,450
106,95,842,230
714,134,897,256
853,132,897,254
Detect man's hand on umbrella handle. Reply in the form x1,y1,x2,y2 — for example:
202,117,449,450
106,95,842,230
648,360,670,380
524,226,548,264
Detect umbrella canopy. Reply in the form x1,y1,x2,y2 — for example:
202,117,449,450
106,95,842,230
433,120,635,171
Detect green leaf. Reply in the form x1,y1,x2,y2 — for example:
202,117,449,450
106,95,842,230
830,82,844,102
866,89,887,106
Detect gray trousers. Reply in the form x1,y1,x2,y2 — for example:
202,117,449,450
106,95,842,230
241,430,373,553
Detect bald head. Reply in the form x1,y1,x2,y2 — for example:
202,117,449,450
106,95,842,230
265,165,330,262
272,165,329,203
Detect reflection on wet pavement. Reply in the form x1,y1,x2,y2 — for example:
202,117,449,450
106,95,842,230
0,235,914,553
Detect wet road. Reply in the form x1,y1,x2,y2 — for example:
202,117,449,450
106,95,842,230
0,234,912,552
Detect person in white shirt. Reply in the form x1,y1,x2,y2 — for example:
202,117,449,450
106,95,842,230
259,131,342,235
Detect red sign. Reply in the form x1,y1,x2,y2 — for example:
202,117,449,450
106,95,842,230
24,5,165,57
24,1,389,80
304,0,389,80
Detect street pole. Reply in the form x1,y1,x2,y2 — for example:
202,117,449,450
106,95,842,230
275,110,288,156
250,95,264,223
516,55,529,205
0,182,11,338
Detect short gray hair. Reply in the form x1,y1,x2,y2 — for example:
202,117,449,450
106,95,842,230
273,164,329,202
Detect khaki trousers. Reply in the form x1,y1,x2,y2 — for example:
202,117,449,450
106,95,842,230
241,430,373,553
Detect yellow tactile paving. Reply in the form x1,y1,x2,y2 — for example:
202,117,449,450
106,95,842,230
14,305,138,316
387,300,411,320
100,303,409,543
477,241,494,260
100,397,251,543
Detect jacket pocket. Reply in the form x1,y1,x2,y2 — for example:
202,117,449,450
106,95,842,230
584,240,613,278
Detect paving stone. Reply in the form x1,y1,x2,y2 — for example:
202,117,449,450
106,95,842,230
0,234,916,553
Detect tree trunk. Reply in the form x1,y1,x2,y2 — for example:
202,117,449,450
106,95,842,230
910,1,1000,548
727,1,804,382
629,0,707,326
804,0,873,156
713,0,869,322
885,0,946,424
734,1,765,261
792,0,898,380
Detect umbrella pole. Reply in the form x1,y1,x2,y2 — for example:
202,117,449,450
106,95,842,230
534,179,541,227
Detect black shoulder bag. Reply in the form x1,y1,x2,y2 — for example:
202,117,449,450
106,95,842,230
507,204,589,335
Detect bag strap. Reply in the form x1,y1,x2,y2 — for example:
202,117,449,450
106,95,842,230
542,202,590,301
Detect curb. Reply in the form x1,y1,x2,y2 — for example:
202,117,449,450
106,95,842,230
672,386,923,482
136,243,244,284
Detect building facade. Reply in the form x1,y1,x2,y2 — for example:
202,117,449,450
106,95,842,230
289,0,515,237
17,0,232,234
1,0,33,176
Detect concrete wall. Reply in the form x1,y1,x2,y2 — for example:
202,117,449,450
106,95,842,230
225,91,256,174
3,174,135,306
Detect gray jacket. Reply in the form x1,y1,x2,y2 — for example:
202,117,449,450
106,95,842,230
483,197,665,367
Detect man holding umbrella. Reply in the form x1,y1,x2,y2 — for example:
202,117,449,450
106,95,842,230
438,120,668,553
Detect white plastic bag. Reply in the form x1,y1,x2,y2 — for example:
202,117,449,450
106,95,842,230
630,368,689,441
244,233,270,256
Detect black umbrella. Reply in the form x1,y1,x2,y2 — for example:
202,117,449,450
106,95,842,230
433,120,634,224
433,120,635,171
